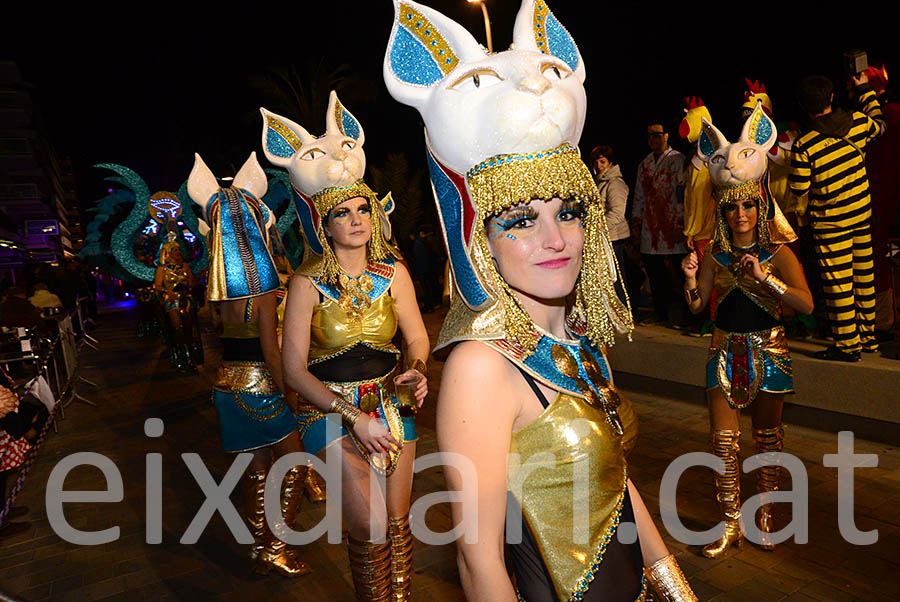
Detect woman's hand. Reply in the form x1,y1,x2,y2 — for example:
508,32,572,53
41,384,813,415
393,369,428,407
352,413,401,456
0,386,17,418
681,251,699,279
740,254,767,282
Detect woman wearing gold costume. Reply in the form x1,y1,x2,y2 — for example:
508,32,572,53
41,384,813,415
383,1,697,600
262,93,429,601
187,153,311,578
682,106,813,557
153,235,197,370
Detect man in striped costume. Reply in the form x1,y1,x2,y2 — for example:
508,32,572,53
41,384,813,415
789,73,886,361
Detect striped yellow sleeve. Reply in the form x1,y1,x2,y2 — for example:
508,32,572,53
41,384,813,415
788,143,811,199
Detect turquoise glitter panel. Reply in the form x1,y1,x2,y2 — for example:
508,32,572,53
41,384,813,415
100,163,156,282
336,101,362,140
699,129,716,158
521,334,612,397
218,192,251,297
544,12,579,72
266,129,297,159
216,189,280,299
212,390,296,453
390,25,444,87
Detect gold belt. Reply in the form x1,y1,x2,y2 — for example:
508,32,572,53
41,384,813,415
214,361,277,395
321,363,401,413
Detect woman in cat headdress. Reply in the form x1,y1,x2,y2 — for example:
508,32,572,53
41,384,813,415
261,91,429,601
682,104,812,557
384,1,697,601
188,153,311,578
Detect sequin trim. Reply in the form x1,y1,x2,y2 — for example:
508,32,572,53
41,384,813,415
396,2,459,77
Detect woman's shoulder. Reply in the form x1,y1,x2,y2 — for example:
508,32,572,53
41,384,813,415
443,341,515,388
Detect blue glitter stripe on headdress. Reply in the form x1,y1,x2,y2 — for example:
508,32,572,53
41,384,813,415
292,186,325,256
390,24,445,87
217,189,279,299
426,149,490,309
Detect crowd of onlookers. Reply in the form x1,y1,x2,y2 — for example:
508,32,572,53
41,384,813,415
589,65,900,361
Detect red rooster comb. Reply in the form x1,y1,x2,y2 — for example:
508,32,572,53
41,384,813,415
683,96,705,110
743,78,767,102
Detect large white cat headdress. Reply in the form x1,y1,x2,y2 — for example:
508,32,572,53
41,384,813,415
384,0,631,354
187,152,280,301
260,91,401,285
697,102,796,253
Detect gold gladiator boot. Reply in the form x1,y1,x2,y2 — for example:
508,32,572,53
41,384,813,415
304,462,327,503
347,535,392,602
255,466,312,577
243,469,268,562
702,430,745,558
753,426,784,551
388,516,413,601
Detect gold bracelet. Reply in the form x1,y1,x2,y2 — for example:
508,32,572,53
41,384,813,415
409,359,427,375
328,396,361,428
644,554,697,602
684,286,701,302
763,274,788,297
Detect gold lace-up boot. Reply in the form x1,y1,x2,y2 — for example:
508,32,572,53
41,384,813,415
304,462,327,503
753,426,784,551
347,535,392,602
702,430,745,558
243,469,268,562
388,516,413,601
255,466,311,577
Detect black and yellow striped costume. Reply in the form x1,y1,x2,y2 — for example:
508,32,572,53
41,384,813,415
789,87,886,353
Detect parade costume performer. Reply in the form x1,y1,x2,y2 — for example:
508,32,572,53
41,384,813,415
683,104,813,557
100,164,208,368
154,232,197,370
262,91,429,602
680,98,715,265
384,2,696,601
187,153,311,578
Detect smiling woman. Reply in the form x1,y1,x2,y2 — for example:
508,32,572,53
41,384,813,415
384,1,696,601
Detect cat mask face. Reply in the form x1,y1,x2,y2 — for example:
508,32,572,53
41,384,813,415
697,101,776,188
383,0,586,174
259,91,366,197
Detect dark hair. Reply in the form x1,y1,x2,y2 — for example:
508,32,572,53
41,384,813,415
796,75,834,115
590,145,617,166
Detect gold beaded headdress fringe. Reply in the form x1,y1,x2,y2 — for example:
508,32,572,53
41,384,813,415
297,179,402,285
439,144,633,354
712,176,795,254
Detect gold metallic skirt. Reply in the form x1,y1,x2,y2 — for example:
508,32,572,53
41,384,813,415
706,326,793,408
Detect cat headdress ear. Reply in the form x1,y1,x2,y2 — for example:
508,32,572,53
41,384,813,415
697,117,728,164
326,90,365,145
740,100,777,153
259,109,316,168
383,0,487,108
511,0,585,83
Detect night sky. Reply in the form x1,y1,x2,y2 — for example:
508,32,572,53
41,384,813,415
4,0,897,215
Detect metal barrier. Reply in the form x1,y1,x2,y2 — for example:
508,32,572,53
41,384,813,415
0,297,98,530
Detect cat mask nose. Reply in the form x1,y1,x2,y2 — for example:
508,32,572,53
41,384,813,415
518,73,552,96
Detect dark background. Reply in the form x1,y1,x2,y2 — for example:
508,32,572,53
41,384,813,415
3,0,897,214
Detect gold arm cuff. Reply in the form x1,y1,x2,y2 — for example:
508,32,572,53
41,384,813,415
763,274,788,297
645,554,697,602
685,287,701,303
409,359,427,376
328,396,361,429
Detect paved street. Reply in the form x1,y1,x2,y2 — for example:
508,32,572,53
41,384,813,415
1,303,898,601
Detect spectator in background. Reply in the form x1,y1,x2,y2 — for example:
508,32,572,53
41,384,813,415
28,282,63,310
1,369,32,539
591,145,630,305
633,121,689,327
790,73,885,361
863,64,900,346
